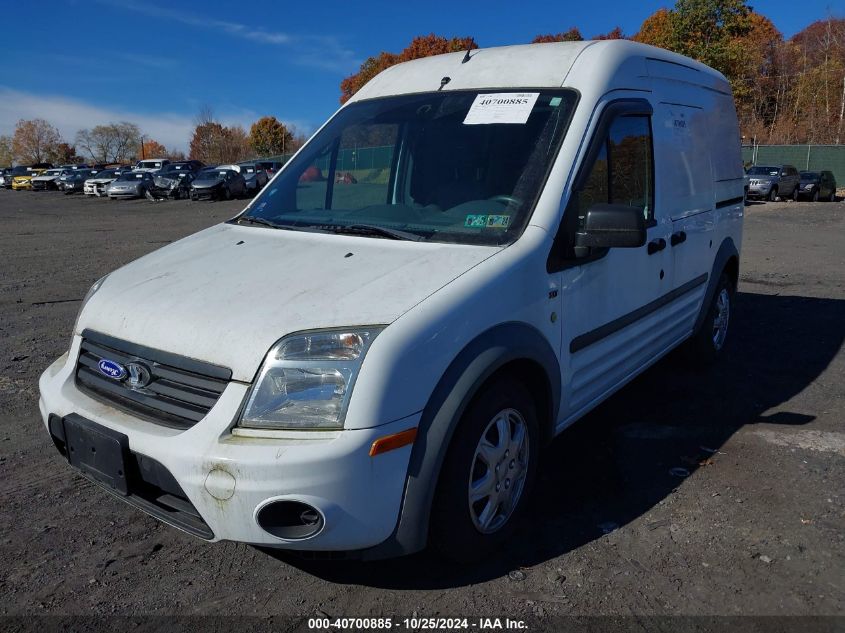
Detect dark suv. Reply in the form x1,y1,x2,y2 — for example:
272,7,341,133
798,170,837,202
746,164,801,202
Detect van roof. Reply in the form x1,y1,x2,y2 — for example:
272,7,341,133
349,40,731,103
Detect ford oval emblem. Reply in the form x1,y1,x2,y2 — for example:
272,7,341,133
98,359,127,380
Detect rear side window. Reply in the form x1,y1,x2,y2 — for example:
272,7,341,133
577,115,654,226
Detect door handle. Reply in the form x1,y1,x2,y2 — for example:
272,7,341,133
671,231,687,246
647,238,666,255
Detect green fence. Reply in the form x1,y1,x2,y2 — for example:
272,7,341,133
741,145,845,184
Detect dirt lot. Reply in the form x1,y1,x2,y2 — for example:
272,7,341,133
0,191,843,626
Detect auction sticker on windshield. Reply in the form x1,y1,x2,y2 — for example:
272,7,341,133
463,93,539,125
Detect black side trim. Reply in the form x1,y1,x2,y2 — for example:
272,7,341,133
715,196,744,209
570,273,708,353
82,329,232,380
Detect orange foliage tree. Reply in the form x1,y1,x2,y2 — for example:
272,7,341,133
138,139,167,160
340,34,478,103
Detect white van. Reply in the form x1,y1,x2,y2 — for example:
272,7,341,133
39,41,743,560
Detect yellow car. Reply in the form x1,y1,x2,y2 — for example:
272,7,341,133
11,167,46,190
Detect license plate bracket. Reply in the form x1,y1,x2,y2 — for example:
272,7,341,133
63,414,130,495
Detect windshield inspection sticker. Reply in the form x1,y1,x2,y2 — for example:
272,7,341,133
463,93,540,125
464,214,512,228
486,214,511,228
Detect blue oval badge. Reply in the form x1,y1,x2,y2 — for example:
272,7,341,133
98,359,127,380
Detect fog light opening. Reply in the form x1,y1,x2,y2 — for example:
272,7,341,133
256,500,325,540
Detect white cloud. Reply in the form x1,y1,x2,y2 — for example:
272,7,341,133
94,0,359,72
0,87,307,154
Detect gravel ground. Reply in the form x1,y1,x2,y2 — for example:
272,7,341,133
0,191,843,626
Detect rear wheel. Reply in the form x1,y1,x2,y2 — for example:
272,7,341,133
429,378,539,563
685,273,734,364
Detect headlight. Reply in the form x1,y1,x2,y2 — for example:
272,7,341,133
239,328,383,430
72,274,108,340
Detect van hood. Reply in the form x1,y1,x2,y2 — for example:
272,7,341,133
79,222,499,381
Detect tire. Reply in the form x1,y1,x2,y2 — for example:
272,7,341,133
429,378,540,563
812,189,819,202
768,187,778,202
685,273,734,365
792,186,799,202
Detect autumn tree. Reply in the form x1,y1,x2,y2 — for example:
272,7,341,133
594,27,626,40
49,142,80,164
532,28,583,43
189,111,251,164
669,0,752,79
12,119,62,164
138,139,167,160
76,122,141,163
249,116,294,156
340,34,478,103
634,8,674,49
0,135,13,166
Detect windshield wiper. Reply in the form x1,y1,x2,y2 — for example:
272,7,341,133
236,216,282,229
326,224,425,242
235,216,329,233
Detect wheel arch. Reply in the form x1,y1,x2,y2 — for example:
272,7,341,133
361,321,561,559
693,237,739,335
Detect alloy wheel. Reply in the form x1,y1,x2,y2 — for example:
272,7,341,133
468,408,530,534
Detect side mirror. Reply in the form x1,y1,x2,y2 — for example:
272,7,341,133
575,203,647,249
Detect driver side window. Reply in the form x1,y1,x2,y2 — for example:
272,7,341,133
577,115,654,228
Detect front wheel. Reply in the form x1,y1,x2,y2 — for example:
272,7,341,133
812,189,819,202
792,186,799,202
685,273,734,364
768,187,778,202
429,378,539,562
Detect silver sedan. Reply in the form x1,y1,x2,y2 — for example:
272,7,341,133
107,171,154,199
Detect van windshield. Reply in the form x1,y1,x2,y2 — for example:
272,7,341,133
241,90,577,245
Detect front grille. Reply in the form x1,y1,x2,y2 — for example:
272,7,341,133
75,330,232,430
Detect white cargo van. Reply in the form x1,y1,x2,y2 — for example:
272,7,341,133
39,40,744,560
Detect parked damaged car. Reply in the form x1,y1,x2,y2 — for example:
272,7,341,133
62,169,99,194
190,168,246,201
84,169,123,196
31,168,69,191
798,170,837,202
106,171,154,199
238,163,269,195
147,168,195,200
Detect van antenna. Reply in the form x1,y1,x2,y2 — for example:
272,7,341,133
462,49,472,64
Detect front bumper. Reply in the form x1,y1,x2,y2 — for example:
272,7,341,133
108,189,141,198
12,180,32,190
191,187,221,200
38,337,415,550
746,182,773,198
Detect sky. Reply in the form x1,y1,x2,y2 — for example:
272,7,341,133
0,0,840,153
